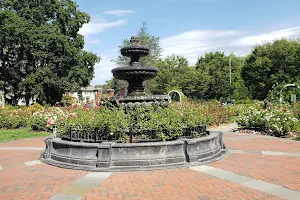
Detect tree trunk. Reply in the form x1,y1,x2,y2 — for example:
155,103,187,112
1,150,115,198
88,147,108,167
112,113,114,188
25,88,30,106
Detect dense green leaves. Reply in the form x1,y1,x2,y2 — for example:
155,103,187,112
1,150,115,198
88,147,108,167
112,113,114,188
242,39,300,100
149,53,248,101
196,52,249,101
0,0,100,105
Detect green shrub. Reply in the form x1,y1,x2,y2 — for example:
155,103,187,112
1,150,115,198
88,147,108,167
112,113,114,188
0,103,45,129
0,101,234,141
236,104,298,137
170,100,234,126
28,107,65,131
234,99,255,105
0,109,28,129
61,94,77,106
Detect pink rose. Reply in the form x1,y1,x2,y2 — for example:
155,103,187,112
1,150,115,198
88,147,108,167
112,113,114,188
47,118,55,127
179,112,183,117
116,100,120,105
71,113,77,118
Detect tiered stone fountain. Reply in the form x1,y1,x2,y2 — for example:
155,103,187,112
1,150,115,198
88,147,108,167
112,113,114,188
40,36,228,172
111,36,170,106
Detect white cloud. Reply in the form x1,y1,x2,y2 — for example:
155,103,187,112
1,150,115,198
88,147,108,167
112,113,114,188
235,27,300,46
161,30,241,65
103,10,135,16
91,57,115,85
91,26,300,84
161,27,300,65
79,19,126,36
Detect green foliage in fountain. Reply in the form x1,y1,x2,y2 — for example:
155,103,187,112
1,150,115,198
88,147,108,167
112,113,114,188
56,105,206,142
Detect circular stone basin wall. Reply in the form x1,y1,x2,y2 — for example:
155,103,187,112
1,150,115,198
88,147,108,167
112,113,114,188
40,131,227,171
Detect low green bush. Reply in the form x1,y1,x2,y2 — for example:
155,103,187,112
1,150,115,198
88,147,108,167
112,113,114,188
28,107,65,131
0,109,28,129
54,106,204,141
234,99,255,105
0,101,235,141
170,100,234,126
236,104,298,137
0,103,45,129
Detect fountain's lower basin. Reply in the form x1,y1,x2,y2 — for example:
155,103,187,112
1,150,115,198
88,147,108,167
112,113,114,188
40,131,227,172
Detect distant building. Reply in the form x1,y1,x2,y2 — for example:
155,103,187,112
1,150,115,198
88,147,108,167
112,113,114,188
3,86,103,106
69,86,102,105
5,90,37,106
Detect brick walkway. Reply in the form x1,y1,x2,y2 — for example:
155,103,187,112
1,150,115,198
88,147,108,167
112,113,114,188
0,125,299,200
84,169,281,200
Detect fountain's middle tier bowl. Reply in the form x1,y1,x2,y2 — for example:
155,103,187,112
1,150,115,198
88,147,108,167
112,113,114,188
112,66,158,81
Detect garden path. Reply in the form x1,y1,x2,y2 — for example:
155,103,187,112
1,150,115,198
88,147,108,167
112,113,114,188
0,123,299,200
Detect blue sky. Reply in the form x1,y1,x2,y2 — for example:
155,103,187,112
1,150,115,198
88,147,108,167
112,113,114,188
74,0,300,85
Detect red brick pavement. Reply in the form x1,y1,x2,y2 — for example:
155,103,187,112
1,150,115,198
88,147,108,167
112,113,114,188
84,169,281,200
0,137,46,147
0,161,87,200
0,150,41,169
224,133,300,152
0,131,299,200
0,138,87,200
210,152,300,191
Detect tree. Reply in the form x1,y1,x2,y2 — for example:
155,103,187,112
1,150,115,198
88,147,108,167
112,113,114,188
196,52,248,101
242,39,300,100
0,0,100,105
115,22,162,67
112,22,162,94
149,55,209,99
150,56,190,94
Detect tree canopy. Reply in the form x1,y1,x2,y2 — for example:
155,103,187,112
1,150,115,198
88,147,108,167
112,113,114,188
242,39,300,100
0,0,100,105
196,52,249,101
109,22,162,94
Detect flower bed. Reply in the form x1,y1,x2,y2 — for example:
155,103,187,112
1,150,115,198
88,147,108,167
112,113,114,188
0,101,235,142
236,103,298,137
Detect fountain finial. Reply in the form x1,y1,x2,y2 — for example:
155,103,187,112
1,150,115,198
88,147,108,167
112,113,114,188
130,36,140,46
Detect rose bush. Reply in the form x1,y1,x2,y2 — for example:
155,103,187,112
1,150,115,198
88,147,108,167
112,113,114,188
0,101,235,142
0,103,44,129
170,100,235,126
236,103,298,137
28,107,65,131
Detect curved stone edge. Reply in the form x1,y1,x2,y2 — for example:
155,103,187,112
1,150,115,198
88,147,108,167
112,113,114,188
40,131,228,172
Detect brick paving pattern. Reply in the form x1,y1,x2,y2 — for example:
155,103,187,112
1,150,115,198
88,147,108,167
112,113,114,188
0,138,87,200
0,150,41,169
210,153,300,191
224,133,300,152
0,163,87,200
85,169,281,200
0,137,47,147
0,126,299,200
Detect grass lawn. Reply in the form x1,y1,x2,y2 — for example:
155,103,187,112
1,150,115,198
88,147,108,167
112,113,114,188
0,128,50,142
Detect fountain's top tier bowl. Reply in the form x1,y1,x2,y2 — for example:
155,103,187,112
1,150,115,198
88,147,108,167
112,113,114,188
120,36,149,62
121,46,149,58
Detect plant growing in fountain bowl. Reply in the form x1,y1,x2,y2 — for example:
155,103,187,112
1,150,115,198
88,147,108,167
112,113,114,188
55,106,206,142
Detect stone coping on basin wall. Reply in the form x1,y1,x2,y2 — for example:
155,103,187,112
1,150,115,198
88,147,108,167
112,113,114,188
40,131,228,172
